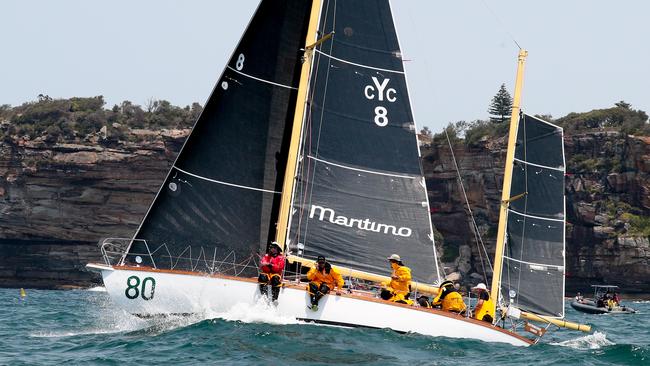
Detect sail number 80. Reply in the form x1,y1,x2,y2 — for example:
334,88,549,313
125,275,156,300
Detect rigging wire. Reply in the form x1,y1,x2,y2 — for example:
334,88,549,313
294,0,337,260
444,128,493,285
479,0,523,50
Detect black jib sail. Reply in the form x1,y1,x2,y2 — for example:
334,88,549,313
286,0,441,283
123,0,312,276
501,113,566,317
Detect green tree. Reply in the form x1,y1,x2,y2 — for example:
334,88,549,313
488,83,513,123
615,100,631,109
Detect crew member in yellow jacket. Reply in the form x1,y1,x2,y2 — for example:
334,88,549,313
380,254,413,305
306,256,344,311
471,283,495,322
432,280,467,314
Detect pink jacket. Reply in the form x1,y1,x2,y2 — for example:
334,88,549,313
260,254,285,275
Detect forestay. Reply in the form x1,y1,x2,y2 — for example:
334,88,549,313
287,0,441,284
123,0,312,276
501,113,566,317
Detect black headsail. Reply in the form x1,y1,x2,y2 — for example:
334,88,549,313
287,0,441,283
123,0,312,276
501,113,566,317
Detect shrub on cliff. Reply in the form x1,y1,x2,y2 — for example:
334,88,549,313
70,96,105,112
12,99,71,126
556,102,649,135
3,96,201,144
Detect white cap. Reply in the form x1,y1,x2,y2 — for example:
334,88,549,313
472,283,488,291
387,254,401,261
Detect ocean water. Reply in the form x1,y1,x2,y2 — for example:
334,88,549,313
1,288,648,365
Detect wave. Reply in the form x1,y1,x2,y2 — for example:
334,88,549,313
85,286,107,292
206,298,300,325
551,331,615,350
30,297,301,339
632,300,650,304
29,308,148,338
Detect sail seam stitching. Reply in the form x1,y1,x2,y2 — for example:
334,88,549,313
503,255,564,269
307,155,416,179
314,49,404,74
173,166,281,194
508,209,564,222
226,66,298,90
513,157,564,172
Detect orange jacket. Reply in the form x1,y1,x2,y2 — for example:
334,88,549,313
307,266,344,289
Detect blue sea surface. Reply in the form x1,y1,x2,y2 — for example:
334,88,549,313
0,288,648,365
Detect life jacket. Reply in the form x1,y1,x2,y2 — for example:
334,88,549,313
475,296,495,321
307,265,344,289
260,254,285,275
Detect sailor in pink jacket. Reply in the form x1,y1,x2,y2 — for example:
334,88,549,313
258,241,285,302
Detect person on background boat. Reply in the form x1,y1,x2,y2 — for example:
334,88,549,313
613,292,620,306
470,283,494,323
380,254,413,305
575,292,583,302
432,280,467,314
258,241,285,302
307,256,344,311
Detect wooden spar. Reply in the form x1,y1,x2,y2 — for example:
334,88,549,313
490,49,528,313
287,255,440,296
274,0,322,247
519,311,592,333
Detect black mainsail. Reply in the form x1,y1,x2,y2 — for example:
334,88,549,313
501,113,566,317
123,0,312,276
286,0,441,283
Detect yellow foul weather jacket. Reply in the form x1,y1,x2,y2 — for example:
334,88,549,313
385,262,411,295
432,289,467,313
307,266,344,289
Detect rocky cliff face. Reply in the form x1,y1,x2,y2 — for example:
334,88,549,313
0,130,187,288
423,131,650,295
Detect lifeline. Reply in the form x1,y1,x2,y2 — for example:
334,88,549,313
309,204,413,237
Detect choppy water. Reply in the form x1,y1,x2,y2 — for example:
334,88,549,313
1,288,648,365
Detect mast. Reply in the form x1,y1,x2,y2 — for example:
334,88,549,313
490,49,528,313
275,0,322,247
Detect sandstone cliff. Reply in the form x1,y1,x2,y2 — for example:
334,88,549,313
0,130,188,288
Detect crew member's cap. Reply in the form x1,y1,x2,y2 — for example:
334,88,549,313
472,283,488,291
317,255,326,262
387,254,401,261
269,241,282,252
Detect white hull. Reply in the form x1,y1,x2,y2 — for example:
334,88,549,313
89,264,532,347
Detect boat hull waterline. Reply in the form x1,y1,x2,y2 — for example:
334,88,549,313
88,264,532,347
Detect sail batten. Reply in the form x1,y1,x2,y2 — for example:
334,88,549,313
313,49,405,74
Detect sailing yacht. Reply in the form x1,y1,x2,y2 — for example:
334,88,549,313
87,0,588,346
